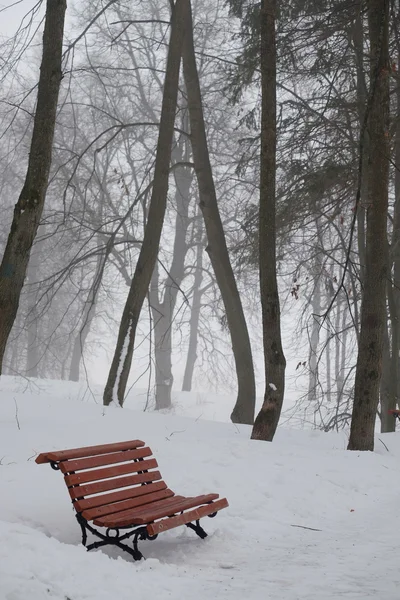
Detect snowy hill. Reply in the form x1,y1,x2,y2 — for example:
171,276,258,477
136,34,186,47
0,376,399,599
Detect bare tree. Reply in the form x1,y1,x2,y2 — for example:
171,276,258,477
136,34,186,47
348,0,390,451
150,121,193,409
182,212,204,392
0,0,67,374
182,0,256,425
251,0,286,441
103,0,188,406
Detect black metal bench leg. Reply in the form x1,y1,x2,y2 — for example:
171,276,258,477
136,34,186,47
132,532,145,561
186,520,208,539
76,514,87,547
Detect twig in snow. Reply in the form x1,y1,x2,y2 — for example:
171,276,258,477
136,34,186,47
14,397,20,430
378,438,389,452
291,524,322,532
27,451,38,461
0,456,16,466
165,429,186,441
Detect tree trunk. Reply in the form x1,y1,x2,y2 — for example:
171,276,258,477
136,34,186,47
308,256,321,410
182,0,256,425
251,0,286,441
103,0,187,406
326,327,332,406
381,19,400,432
25,248,40,378
348,0,389,451
380,319,393,432
182,224,204,392
353,6,368,282
150,128,193,410
69,247,104,382
0,0,67,374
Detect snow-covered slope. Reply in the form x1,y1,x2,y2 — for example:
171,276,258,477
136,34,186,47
0,376,399,599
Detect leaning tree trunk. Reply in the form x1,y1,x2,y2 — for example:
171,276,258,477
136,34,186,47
103,0,187,406
182,0,256,425
0,0,66,374
251,0,286,441
347,0,389,451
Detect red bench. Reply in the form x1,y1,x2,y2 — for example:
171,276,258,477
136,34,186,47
36,439,228,560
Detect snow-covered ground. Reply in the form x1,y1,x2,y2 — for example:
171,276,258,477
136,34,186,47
0,376,399,599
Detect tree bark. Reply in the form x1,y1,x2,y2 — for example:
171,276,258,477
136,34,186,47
182,221,204,392
353,5,368,282
308,222,322,411
380,318,393,432
348,0,389,451
150,130,193,410
251,0,286,441
103,0,187,406
182,0,256,425
0,0,67,374
380,19,400,432
25,246,40,378
69,247,104,382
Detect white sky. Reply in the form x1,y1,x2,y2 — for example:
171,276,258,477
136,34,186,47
0,0,44,35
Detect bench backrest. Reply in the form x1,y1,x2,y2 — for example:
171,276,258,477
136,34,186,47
36,440,173,522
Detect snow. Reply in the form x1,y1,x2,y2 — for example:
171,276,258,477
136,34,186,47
269,383,277,391
1,375,400,599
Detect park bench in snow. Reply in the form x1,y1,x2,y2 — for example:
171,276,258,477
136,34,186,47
36,439,228,560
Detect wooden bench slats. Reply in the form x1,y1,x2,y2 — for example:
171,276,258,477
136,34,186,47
93,494,186,527
59,447,152,473
131,493,219,525
64,458,158,486
74,480,168,512
100,493,219,528
82,488,175,521
35,440,145,464
147,498,229,536
68,470,162,499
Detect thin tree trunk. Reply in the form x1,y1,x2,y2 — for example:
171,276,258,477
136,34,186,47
348,0,390,451
150,130,193,410
353,6,368,281
334,293,343,403
380,318,393,432
103,0,187,406
0,0,67,374
251,0,286,441
182,224,204,392
69,248,104,382
25,249,40,378
182,0,256,425
308,253,322,408
326,328,332,406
